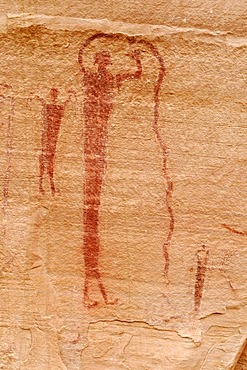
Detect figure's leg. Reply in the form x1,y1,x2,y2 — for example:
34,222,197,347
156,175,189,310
83,175,118,306
83,275,98,308
97,276,118,305
83,112,117,305
83,230,118,306
83,204,101,307
47,152,56,196
83,155,112,304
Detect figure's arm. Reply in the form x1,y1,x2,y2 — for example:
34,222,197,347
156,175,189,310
0,95,14,108
78,45,86,74
0,84,13,105
63,89,78,116
35,95,46,106
116,50,142,90
26,93,46,109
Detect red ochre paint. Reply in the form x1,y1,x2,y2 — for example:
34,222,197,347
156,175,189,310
0,85,15,239
37,88,76,196
79,38,142,307
194,245,209,312
79,33,174,307
222,223,247,236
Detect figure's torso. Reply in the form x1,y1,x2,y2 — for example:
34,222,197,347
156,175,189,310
45,104,64,127
84,70,114,108
44,104,64,149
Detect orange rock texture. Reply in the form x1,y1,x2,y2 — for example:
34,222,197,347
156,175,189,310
0,2,246,369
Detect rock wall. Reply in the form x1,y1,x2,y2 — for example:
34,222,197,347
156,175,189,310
0,3,246,369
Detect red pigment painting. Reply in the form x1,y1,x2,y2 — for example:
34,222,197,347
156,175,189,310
222,223,247,236
79,33,174,307
194,245,209,312
35,88,76,196
0,84,15,238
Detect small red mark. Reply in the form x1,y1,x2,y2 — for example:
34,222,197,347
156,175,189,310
194,245,209,312
222,223,247,236
35,88,76,196
71,333,81,344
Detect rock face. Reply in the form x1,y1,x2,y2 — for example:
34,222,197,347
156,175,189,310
0,2,246,369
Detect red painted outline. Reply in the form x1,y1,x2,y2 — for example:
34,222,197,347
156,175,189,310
138,39,174,278
79,33,174,307
222,223,247,236
0,85,14,238
79,34,143,307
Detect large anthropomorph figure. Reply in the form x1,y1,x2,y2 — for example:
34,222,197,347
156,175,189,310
78,45,142,307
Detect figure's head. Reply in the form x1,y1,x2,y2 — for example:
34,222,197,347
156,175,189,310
94,51,111,68
50,88,58,101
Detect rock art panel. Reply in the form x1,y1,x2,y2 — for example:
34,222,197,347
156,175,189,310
0,11,246,370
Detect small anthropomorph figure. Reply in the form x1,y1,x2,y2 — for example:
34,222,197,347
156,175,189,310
35,88,76,196
78,43,142,307
194,245,209,313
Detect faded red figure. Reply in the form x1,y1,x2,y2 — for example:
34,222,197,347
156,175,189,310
194,245,209,312
35,88,75,196
78,45,142,307
0,83,15,237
